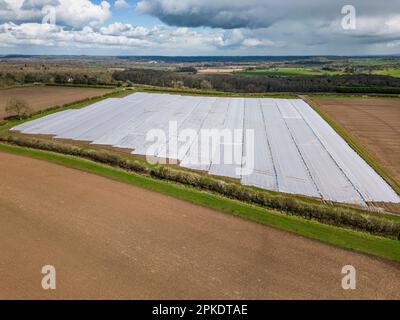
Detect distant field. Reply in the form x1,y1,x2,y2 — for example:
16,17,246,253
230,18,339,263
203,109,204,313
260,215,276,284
350,58,400,67
197,66,248,74
237,67,346,77
0,86,113,119
372,68,400,78
313,97,400,189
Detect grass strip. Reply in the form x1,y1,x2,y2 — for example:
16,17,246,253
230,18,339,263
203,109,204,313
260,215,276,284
2,134,400,237
1,142,399,263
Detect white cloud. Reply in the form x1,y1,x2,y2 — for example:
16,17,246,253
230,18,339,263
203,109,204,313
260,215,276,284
2,1,400,55
3,0,25,11
57,0,111,28
135,0,400,51
0,21,281,53
100,22,149,37
0,0,111,28
242,38,270,47
114,0,130,9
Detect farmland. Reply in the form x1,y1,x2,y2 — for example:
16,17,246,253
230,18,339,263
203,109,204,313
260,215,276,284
197,66,249,74
372,68,400,78
0,86,113,120
1,55,400,300
1,152,400,299
11,92,400,205
312,97,400,191
236,67,347,77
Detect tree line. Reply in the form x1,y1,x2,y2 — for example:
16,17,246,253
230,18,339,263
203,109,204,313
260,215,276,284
112,68,400,93
0,71,114,87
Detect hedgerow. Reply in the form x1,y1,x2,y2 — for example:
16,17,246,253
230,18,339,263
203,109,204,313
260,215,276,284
0,135,148,174
1,134,399,240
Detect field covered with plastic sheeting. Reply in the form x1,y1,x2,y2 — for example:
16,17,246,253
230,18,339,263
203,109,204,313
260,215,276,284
12,92,400,205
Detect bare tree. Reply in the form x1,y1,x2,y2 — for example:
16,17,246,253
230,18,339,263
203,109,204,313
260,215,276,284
200,80,213,90
5,98,32,119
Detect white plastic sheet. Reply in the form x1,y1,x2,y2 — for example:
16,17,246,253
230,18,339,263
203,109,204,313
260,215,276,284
12,93,400,204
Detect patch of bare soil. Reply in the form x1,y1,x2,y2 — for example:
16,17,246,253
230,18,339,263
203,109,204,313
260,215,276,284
0,86,112,119
313,98,400,183
313,97,400,213
0,152,399,299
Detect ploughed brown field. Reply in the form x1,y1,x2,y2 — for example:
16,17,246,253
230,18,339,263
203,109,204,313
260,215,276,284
313,97,400,184
1,152,399,299
197,66,248,74
0,86,112,119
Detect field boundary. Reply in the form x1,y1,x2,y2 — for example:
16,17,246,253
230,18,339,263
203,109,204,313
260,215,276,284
304,96,400,196
1,134,400,238
1,88,134,123
0,84,45,91
44,83,117,89
235,67,347,77
134,84,297,98
1,142,400,263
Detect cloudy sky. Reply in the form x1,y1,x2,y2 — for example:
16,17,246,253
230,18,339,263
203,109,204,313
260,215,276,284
1,0,400,56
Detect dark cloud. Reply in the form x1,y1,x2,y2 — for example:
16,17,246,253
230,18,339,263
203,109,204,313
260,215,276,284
3,0,400,55
134,0,400,53
137,0,400,30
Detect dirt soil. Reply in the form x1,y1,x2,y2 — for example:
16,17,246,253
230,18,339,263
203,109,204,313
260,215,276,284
313,98,400,183
0,152,399,300
197,66,249,74
0,86,112,119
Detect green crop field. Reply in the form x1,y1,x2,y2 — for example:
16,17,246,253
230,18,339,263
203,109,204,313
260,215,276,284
372,68,400,78
237,67,346,77
350,58,400,67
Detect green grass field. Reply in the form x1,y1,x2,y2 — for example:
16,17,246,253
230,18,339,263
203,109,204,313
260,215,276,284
349,58,400,67
372,68,400,78
0,142,399,262
237,67,346,77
